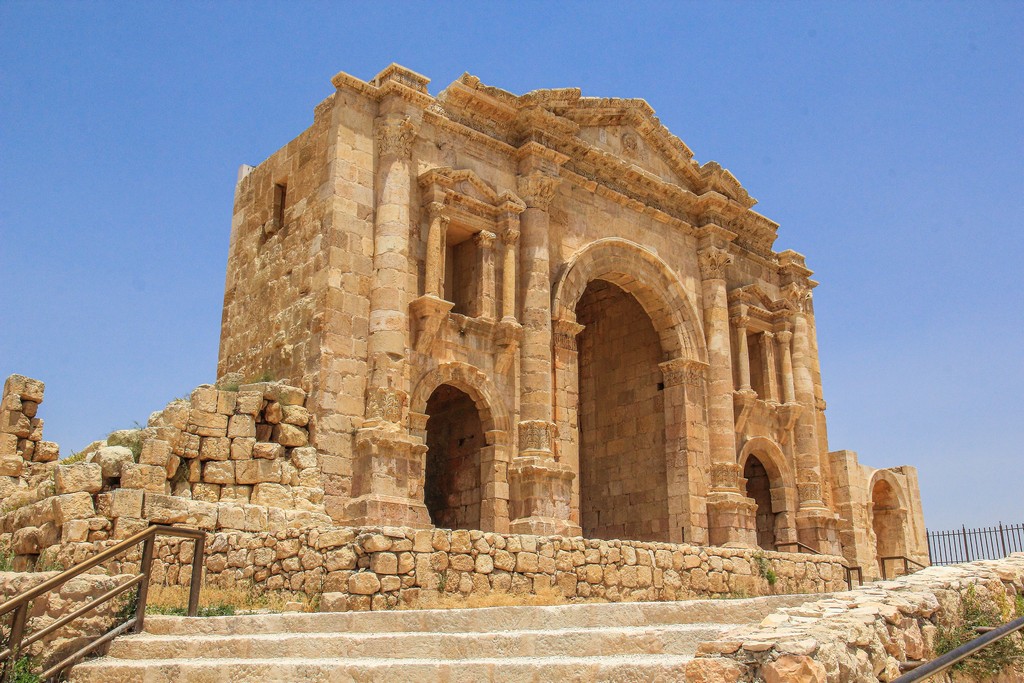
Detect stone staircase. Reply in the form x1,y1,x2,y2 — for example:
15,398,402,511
68,593,825,682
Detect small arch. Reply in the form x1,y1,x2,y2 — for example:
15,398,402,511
552,238,707,364
869,470,910,575
410,361,510,441
423,384,485,530
739,437,795,550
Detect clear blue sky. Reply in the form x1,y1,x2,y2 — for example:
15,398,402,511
1,2,1021,530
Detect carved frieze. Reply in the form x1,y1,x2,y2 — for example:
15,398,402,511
518,420,556,454
366,386,405,424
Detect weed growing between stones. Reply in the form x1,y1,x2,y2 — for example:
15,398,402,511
935,584,1024,678
752,552,777,586
0,541,13,571
6,655,40,683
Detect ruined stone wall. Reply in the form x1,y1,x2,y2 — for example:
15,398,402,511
686,553,1024,682
0,376,329,571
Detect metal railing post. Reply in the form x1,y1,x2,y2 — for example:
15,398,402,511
187,535,205,617
998,522,1008,557
961,525,970,562
133,532,156,634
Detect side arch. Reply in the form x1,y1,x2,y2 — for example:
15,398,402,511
551,237,707,364
739,436,792,488
739,436,798,549
410,361,511,441
868,469,910,511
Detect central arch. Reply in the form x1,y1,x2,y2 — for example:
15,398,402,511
551,238,709,544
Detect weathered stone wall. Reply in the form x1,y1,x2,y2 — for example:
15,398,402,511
40,526,847,613
0,571,131,670
685,553,1024,682
0,376,329,571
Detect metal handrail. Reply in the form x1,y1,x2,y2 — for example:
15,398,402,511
880,555,927,580
0,524,206,683
893,614,1024,681
775,541,864,590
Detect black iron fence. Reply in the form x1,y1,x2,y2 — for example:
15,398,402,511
927,522,1024,566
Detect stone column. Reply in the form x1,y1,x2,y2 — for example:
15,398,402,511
786,284,838,552
777,329,796,405
508,143,576,536
475,230,497,320
501,220,519,323
698,243,755,547
348,107,430,528
762,331,779,403
659,358,711,545
552,318,585,531
733,315,752,393
423,202,448,299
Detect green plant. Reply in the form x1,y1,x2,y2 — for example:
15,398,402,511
217,370,275,392
106,429,143,461
7,656,40,683
146,603,236,617
752,552,778,586
935,584,1024,678
34,553,66,573
60,449,88,464
0,542,14,571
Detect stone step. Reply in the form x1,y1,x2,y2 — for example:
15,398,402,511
142,593,822,636
107,623,731,660
67,654,695,683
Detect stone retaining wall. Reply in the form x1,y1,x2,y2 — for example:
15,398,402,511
40,525,847,611
685,553,1024,682
0,571,131,671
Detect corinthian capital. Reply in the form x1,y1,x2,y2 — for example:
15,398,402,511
517,172,561,210
781,282,812,311
376,115,418,159
698,246,733,280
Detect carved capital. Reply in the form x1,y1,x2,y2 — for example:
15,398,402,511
502,226,521,245
518,420,556,454
698,246,733,280
659,358,707,388
761,331,775,342
710,462,742,491
775,330,793,345
552,318,585,352
474,230,496,249
376,115,418,159
426,201,449,225
365,386,405,425
781,282,812,311
731,315,751,331
517,172,561,210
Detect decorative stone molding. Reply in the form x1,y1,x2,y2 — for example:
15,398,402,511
516,172,561,210
659,358,707,388
780,281,812,311
776,403,801,444
409,295,454,354
733,389,758,433
698,246,733,280
493,318,522,374
552,318,585,352
474,230,496,249
710,462,742,491
375,115,418,159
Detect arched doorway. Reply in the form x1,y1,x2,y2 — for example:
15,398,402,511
576,279,668,542
743,455,776,549
424,384,484,530
871,477,906,575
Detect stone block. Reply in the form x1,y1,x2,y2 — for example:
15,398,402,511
216,390,237,415
220,484,252,502
227,414,256,439
251,482,293,509
112,516,149,540
143,493,217,529
32,441,59,463
290,446,318,470
192,482,221,502
190,385,218,413
1,410,32,438
230,437,256,460
61,519,90,543
282,405,310,426
203,461,236,485
200,437,231,461
252,442,285,460
0,433,18,456
319,593,348,612
139,439,171,467
236,459,283,485
5,374,45,403
235,390,263,415
120,463,167,492
189,410,228,436
264,401,282,424
96,489,144,519
348,572,380,595
52,492,95,525
94,446,134,478
0,455,23,477
273,423,308,447
55,462,103,494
